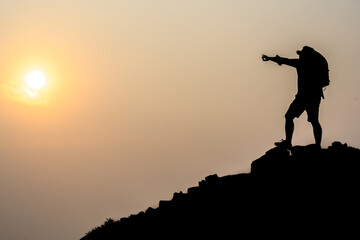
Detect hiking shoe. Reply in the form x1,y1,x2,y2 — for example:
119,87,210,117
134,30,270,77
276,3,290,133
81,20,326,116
274,139,292,149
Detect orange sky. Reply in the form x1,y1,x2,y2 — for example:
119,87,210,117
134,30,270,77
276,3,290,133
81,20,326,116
1,1,360,239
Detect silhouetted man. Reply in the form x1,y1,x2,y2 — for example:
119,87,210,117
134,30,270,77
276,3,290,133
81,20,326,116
262,46,329,149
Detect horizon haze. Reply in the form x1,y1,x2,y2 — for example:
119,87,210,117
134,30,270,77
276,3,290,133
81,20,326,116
1,1,360,239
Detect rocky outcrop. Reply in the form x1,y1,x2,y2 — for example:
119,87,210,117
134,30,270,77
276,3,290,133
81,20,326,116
81,142,360,239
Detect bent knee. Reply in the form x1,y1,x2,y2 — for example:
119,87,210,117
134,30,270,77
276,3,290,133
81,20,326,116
285,113,295,121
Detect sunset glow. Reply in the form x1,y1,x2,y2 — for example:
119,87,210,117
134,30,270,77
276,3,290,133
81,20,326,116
9,70,48,101
25,70,46,89
1,1,360,240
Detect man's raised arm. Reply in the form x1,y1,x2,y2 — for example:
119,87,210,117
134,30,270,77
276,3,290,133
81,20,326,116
262,54,298,67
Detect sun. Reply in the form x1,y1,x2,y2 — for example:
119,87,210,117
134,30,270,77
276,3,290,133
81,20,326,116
25,70,46,89
2,63,55,104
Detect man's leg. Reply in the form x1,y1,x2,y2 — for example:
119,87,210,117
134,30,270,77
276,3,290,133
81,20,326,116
275,115,294,148
285,115,295,146
311,120,322,147
275,98,301,148
307,101,322,147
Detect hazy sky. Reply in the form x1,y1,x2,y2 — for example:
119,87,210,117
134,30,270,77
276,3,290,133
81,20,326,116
1,1,360,239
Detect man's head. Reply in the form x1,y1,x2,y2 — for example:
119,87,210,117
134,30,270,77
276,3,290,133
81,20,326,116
297,46,314,59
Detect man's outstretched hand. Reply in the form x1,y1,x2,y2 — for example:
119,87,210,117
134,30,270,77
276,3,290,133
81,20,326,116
262,54,282,65
262,54,269,61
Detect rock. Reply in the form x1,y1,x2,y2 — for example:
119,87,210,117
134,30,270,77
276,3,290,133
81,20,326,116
81,142,360,239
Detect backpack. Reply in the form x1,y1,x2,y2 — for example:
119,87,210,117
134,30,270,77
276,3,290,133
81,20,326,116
312,50,330,88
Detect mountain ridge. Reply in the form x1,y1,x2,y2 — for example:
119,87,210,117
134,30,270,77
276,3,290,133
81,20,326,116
81,141,360,239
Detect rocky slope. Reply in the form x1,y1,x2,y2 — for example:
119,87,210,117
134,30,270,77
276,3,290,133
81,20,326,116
81,142,360,239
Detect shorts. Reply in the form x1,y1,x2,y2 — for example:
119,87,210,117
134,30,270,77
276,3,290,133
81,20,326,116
285,96,321,122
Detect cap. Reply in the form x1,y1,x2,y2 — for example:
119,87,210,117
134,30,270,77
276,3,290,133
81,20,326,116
297,46,314,56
